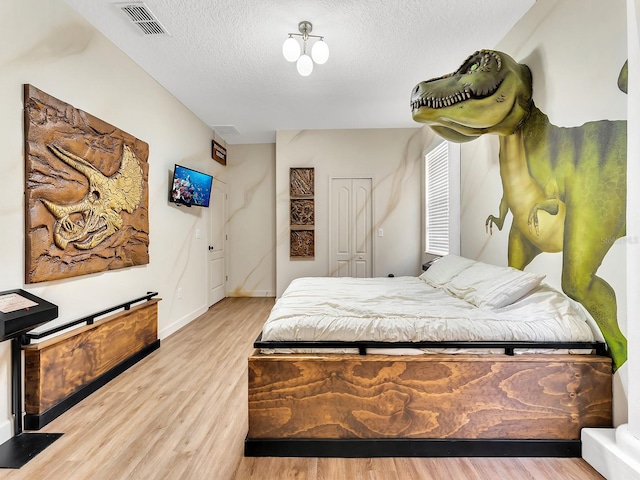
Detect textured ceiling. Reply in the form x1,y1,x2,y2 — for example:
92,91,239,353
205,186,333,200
63,0,535,144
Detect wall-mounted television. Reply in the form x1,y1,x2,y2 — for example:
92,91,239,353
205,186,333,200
169,164,213,207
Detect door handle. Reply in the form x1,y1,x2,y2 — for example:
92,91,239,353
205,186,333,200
209,246,214,251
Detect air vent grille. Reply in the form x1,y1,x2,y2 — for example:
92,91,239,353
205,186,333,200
117,2,168,36
211,125,241,135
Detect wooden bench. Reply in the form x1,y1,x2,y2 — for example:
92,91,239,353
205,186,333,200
23,297,160,429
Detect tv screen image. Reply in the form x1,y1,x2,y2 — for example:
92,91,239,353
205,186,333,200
170,164,213,207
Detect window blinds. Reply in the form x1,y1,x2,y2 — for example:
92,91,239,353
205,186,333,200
425,142,450,256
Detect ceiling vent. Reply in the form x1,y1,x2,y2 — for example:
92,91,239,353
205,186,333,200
117,2,168,36
210,125,241,136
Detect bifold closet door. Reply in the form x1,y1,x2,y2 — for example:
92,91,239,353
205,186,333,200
330,178,372,278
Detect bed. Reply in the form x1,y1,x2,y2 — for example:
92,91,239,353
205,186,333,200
245,255,613,458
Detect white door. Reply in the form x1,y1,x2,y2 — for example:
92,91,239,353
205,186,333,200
330,178,373,277
208,178,226,306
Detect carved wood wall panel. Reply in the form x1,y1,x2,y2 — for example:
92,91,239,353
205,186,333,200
23,85,150,283
289,168,315,259
290,168,314,197
290,199,315,226
290,230,315,258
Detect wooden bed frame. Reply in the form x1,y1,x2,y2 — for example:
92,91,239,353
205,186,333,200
246,343,612,457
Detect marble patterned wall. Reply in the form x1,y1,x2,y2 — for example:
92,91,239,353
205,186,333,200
275,128,429,296
226,143,276,297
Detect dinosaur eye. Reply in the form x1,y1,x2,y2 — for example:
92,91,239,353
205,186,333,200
468,63,479,73
91,191,100,201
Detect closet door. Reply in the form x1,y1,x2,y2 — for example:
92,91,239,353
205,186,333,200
330,178,372,277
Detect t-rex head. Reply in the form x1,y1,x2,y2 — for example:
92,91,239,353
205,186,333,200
410,50,533,142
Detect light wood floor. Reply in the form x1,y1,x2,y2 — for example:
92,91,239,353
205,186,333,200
0,297,604,479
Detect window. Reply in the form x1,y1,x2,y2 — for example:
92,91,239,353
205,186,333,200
424,141,460,255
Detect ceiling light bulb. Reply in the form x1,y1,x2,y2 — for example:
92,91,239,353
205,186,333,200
282,37,300,62
296,54,313,76
311,40,329,65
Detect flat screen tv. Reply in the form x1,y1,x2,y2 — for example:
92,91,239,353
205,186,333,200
169,164,213,207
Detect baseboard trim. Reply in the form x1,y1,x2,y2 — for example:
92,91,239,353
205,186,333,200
0,420,13,446
159,305,208,339
244,437,581,458
582,426,640,479
226,290,275,298
24,340,160,431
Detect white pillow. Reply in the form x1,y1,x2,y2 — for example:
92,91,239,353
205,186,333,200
419,254,476,286
445,261,546,309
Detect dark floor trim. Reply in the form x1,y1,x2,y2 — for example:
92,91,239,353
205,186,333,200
0,433,63,469
244,437,581,458
24,339,160,431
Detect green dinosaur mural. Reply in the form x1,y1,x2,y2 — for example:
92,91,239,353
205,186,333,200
411,50,627,370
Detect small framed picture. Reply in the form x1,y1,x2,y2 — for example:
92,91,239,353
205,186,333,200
212,140,226,166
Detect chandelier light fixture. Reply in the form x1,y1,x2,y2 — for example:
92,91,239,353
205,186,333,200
282,21,329,76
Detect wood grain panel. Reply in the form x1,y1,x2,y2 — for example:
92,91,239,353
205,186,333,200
24,299,159,414
248,353,612,440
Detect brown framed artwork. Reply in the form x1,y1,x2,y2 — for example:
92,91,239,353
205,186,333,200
23,84,150,283
212,140,227,165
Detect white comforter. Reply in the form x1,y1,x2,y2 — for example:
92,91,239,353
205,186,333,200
261,276,597,344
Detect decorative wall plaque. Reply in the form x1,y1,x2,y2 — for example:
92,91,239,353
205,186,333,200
212,140,227,165
290,199,315,226
23,84,150,283
290,167,314,197
289,167,315,259
290,230,315,258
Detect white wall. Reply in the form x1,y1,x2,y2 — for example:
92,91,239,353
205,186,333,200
456,0,629,419
226,143,276,297
0,0,224,442
275,128,426,296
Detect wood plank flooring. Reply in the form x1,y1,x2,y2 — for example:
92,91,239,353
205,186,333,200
0,297,604,479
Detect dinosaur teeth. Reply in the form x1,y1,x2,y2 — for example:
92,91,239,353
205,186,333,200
412,90,475,110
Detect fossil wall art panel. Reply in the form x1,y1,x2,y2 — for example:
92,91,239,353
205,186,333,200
23,84,150,283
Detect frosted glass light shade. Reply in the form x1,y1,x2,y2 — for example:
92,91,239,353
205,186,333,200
296,54,313,76
283,37,301,62
311,40,329,64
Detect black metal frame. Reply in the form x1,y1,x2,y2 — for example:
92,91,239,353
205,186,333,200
24,291,159,343
0,290,61,468
254,332,608,356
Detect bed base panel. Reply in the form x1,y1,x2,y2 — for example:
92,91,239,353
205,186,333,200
248,352,612,455
244,437,581,458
